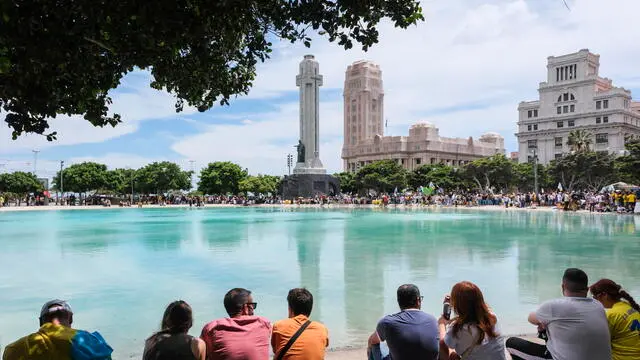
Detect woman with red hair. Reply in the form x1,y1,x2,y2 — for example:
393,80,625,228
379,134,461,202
590,279,640,360
438,281,506,360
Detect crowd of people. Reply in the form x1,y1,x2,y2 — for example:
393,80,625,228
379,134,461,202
2,269,639,360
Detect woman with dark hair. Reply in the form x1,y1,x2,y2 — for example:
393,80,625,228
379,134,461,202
590,279,640,360
438,281,506,360
143,300,206,360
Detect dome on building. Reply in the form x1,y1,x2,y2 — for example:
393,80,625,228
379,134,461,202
410,122,436,129
480,132,503,138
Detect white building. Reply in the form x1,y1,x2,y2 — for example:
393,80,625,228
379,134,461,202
516,49,640,164
342,60,505,172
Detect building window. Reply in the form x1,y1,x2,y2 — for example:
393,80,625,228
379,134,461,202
534,109,538,117
430,158,436,164
596,133,608,144
603,116,608,123
415,158,421,165
555,137,563,147
527,110,532,118
624,100,629,108
557,107,562,114
557,121,564,128
568,120,575,127
570,104,575,113
533,124,538,130
603,100,609,109
563,105,568,113
563,93,569,102
596,101,601,110
596,117,601,124
528,140,537,149
555,153,563,159
527,124,532,131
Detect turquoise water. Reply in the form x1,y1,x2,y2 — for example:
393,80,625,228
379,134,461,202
0,208,638,357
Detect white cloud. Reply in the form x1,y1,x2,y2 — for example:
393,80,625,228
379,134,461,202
171,101,345,174
172,0,640,173
0,71,196,155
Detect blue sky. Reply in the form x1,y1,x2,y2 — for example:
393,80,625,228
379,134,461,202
1,0,640,179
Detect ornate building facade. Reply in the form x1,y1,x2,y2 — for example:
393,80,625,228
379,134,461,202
516,49,640,164
341,61,505,173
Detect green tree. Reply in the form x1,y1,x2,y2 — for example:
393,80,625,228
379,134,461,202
1,1,423,139
334,172,356,194
136,162,192,194
567,129,593,152
547,151,615,191
464,154,513,192
104,168,137,195
0,172,44,204
511,162,550,192
355,160,407,194
239,175,281,195
614,138,640,184
408,164,465,192
198,162,247,195
54,162,108,195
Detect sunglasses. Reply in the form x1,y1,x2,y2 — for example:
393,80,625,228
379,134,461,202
245,302,257,309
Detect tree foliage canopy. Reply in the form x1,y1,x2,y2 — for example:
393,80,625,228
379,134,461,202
0,171,43,195
463,154,513,192
355,160,407,193
198,161,247,195
0,0,423,139
239,175,281,195
52,162,108,194
136,161,192,194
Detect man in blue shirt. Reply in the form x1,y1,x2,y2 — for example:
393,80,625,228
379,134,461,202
367,284,439,360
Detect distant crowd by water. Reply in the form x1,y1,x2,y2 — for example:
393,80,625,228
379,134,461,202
3,269,639,360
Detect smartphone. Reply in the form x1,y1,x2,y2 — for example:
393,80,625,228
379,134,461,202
443,302,451,320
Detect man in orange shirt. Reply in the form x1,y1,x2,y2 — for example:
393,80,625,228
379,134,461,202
271,288,329,360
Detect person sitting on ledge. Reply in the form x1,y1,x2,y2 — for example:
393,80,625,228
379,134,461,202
2,299,113,360
271,288,328,360
590,279,640,360
200,288,271,360
143,300,206,360
506,268,612,360
438,281,506,360
367,284,438,360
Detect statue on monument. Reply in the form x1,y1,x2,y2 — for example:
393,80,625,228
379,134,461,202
295,140,305,163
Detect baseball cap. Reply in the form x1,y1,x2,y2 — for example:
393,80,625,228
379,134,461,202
39,299,73,319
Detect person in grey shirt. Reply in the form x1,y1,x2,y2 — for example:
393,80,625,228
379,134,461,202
506,268,612,360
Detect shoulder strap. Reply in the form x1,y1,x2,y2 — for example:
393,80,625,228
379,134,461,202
276,320,312,360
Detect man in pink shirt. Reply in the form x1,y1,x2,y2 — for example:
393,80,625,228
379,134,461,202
201,288,271,360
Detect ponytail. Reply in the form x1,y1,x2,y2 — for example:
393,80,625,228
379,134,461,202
619,290,640,313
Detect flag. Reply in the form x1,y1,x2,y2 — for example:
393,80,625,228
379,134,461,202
557,183,563,191
394,187,398,195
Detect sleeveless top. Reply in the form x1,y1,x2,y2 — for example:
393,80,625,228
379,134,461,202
143,332,196,360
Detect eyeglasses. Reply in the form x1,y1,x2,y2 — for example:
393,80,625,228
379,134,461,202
245,302,257,309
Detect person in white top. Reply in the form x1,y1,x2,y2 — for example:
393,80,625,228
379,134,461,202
438,281,506,360
506,268,612,360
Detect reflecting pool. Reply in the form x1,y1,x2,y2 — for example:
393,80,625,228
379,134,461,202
0,208,638,357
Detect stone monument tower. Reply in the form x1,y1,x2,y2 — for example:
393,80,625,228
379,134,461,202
280,55,339,199
294,54,326,174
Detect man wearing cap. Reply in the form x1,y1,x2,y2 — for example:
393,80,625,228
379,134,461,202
506,268,612,360
2,299,113,360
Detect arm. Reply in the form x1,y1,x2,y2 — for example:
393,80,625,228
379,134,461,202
438,317,458,360
367,331,381,348
528,312,541,326
191,338,206,360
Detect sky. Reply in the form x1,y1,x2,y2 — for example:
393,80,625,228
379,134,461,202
1,0,640,180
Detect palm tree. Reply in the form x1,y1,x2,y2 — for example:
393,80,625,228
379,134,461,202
567,130,593,152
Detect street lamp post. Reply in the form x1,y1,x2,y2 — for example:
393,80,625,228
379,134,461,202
529,148,538,195
59,160,64,205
